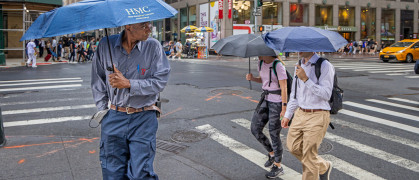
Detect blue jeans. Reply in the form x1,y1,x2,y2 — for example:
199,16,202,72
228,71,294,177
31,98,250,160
100,110,159,180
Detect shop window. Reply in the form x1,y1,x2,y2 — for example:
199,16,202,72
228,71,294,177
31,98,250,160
381,9,395,44
262,2,282,25
401,10,413,40
339,7,355,27
289,3,308,26
360,8,376,40
315,5,332,26
233,1,254,24
189,6,197,26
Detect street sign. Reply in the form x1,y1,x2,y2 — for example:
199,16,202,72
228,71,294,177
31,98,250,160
253,12,261,16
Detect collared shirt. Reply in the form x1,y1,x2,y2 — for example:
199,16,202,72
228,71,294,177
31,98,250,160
27,42,36,54
52,39,57,47
284,53,335,119
91,31,171,111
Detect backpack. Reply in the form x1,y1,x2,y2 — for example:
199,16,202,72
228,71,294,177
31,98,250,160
294,58,343,129
259,60,293,100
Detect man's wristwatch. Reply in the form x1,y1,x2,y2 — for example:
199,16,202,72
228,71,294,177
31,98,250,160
282,103,287,106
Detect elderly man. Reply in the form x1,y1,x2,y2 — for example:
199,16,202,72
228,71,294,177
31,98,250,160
281,52,334,180
91,21,170,180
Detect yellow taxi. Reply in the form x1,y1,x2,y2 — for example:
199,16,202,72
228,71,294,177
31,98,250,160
379,39,419,63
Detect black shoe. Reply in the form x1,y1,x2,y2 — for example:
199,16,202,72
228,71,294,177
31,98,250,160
264,154,274,167
265,164,284,178
320,161,332,180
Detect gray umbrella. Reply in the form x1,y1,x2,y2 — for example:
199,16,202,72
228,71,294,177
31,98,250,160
212,34,277,89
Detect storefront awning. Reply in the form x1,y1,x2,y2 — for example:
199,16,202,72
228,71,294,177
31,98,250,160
315,26,357,32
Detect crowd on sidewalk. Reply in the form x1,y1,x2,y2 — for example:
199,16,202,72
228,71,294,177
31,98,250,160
25,36,100,67
337,38,383,56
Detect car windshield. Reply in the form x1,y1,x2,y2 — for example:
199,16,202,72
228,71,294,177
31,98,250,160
390,42,414,47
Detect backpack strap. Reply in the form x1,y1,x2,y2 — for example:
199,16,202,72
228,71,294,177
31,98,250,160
272,60,280,77
315,58,328,82
259,60,263,71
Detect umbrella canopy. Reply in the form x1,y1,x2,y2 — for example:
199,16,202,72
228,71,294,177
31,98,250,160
20,0,178,41
262,27,348,52
212,34,277,58
195,27,214,32
180,25,198,33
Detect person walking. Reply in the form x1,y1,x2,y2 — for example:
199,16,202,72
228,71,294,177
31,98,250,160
281,52,334,180
91,21,170,180
174,40,182,59
26,40,37,68
39,39,45,57
69,38,76,63
52,37,57,61
246,56,288,178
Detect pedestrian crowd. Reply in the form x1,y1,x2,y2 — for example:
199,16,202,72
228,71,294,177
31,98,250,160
337,38,385,55
26,36,101,67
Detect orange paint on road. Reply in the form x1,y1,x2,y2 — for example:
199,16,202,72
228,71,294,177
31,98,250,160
160,107,183,118
18,159,25,164
4,137,99,149
232,94,259,103
206,93,223,101
89,150,96,154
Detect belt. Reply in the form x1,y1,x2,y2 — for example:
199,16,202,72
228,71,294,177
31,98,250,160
299,108,326,113
110,104,161,115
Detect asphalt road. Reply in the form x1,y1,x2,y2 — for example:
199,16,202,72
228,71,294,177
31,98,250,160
0,56,418,180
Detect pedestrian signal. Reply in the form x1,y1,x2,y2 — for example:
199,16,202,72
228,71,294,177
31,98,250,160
258,26,264,32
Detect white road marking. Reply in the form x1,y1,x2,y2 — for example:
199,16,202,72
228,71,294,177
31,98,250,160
326,133,419,173
385,73,410,76
0,80,83,87
0,84,82,92
2,104,96,115
344,101,419,122
3,116,91,127
0,77,81,83
366,99,419,112
231,119,387,179
388,98,419,105
332,118,419,149
352,67,411,71
369,70,413,73
321,154,386,180
0,98,88,106
339,109,419,135
405,76,419,78
196,124,302,179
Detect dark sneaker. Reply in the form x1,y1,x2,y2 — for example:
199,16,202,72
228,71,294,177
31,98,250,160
264,154,274,167
320,161,333,180
265,164,284,178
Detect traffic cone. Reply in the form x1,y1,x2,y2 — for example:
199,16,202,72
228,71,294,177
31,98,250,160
0,107,6,147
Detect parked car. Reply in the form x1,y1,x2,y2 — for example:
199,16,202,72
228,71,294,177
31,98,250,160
379,39,419,63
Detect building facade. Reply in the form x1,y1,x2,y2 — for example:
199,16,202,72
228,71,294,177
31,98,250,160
165,0,419,48
0,0,61,62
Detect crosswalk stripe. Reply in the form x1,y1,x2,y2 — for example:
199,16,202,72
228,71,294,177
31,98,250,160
344,101,419,122
386,73,410,76
405,76,419,78
0,98,88,106
231,119,387,179
321,154,385,180
338,67,409,70
326,133,419,173
2,104,96,115
0,77,81,83
3,116,91,127
339,109,419,135
332,119,419,150
334,65,406,68
0,80,83,87
369,70,413,73
195,124,302,179
0,84,82,92
352,67,411,71
366,99,419,112
388,98,419,105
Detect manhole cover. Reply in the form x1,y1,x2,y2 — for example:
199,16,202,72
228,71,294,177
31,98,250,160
210,89,243,95
407,87,419,91
369,78,392,81
171,129,208,143
282,137,333,155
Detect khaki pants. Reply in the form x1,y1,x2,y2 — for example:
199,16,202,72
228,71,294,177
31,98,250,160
286,108,330,180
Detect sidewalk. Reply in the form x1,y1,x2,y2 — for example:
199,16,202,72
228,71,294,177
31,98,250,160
0,58,69,68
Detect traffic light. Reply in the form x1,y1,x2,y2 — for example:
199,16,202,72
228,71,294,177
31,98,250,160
258,26,264,32
257,0,263,7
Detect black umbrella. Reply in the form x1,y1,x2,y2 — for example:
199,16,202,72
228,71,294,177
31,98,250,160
212,34,277,89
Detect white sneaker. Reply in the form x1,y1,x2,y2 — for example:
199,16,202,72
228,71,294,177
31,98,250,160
32,66,37,68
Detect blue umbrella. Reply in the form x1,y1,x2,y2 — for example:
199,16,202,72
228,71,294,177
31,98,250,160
262,27,347,52
20,0,177,41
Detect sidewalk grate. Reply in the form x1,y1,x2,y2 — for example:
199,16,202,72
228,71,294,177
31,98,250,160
156,139,188,154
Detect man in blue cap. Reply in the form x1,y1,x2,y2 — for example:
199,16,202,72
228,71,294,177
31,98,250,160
91,21,170,180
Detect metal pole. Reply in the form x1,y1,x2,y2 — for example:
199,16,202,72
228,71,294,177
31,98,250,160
248,57,252,90
0,107,6,147
254,0,257,34
22,4,26,65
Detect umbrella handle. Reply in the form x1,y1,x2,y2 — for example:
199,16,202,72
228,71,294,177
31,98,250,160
249,57,252,90
105,28,117,95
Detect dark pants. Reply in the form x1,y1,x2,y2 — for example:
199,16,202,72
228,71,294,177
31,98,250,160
69,50,75,62
251,100,283,163
39,46,44,57
100,110,159,180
